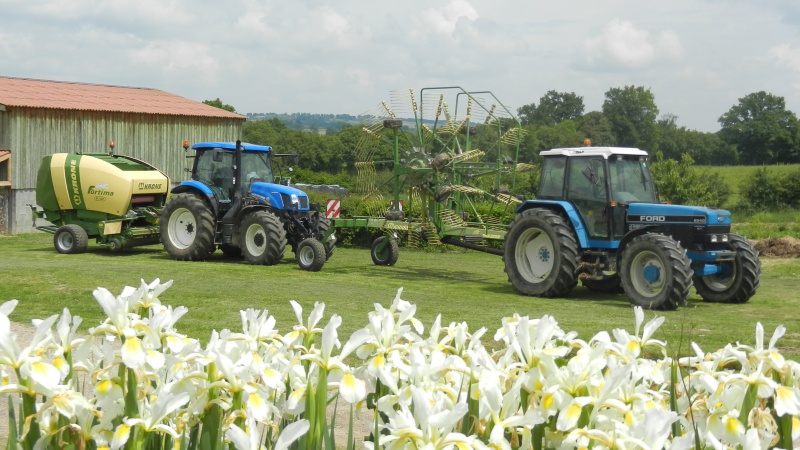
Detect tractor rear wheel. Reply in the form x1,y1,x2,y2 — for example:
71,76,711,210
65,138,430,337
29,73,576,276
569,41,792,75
371,236,399,266
54,224,89,254
160,193,215,261
240,211,286,265
693,233,761,303
581,276,623,293
619,234,692,310
297,238,326,272
318,217,336,260
503,208,579,297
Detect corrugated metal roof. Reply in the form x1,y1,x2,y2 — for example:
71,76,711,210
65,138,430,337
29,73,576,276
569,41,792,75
0,76,245,119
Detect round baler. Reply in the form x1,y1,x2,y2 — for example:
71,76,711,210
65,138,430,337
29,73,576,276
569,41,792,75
32,152,169,253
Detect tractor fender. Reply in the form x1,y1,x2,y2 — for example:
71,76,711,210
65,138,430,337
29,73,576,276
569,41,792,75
169,181,220,218
514,200,590,248
615,225,664,265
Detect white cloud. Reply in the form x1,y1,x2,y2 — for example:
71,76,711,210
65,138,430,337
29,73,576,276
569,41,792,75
768,44,800,72
584,19,655,68
583,19,683,70
420,0,479,38
129,41,218,74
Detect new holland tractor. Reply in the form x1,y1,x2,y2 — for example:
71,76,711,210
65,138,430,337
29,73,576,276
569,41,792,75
31,151,168,253
160,140,335,271
504,145,762,310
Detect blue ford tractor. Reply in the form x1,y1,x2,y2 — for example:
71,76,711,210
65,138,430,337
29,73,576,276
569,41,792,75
160,141,335,271
503,146,761,310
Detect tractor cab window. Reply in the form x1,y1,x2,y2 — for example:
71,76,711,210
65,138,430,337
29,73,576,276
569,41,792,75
537,156,566,198
241,152,274,185
567,157,608,238
607,156,657,204
195,149,235,200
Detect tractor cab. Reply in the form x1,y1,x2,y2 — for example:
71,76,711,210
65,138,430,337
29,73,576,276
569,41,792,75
192,143,276,204
537,147,656,240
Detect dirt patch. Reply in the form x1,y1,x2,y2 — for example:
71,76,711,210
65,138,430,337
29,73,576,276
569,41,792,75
752,237,800,258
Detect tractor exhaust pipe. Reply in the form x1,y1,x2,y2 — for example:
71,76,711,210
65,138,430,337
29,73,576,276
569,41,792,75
221,140,244,243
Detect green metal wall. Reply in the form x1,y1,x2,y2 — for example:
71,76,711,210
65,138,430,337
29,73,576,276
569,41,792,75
2,107,244,188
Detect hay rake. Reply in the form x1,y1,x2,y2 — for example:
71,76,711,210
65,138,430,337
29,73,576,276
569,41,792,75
332,86,528,265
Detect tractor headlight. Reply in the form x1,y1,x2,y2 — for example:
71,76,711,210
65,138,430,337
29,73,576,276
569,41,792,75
710,235,718,243
720,234,729,242
329,232,337,244
290,194,299,205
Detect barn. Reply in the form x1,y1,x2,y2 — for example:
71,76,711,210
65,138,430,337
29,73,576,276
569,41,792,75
0,76,246,234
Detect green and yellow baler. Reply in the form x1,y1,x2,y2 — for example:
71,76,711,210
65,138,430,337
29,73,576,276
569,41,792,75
32,152,169,253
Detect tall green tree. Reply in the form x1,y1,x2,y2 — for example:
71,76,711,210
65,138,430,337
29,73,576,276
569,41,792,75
601,86,660,150
202,98,237,113
517,90,584,126
578,111,615,146
718,91,800,164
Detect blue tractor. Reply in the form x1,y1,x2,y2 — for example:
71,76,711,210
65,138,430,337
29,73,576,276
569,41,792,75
160,141,335,271
503,146,761,310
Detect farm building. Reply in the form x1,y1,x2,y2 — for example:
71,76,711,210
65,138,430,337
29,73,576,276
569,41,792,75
0,76,246,234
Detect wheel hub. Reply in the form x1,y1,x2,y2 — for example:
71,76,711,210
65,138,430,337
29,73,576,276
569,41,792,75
538,246,551,263
643,264,661,283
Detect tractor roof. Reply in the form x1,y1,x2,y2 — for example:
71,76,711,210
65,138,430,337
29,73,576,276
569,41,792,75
540,147,648,158
191,142,272,152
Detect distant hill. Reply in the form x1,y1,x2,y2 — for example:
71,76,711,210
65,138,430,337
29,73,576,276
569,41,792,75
246,112,363,133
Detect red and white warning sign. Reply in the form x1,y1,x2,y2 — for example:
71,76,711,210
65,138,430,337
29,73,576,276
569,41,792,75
390,200,403,211
326,199,341,219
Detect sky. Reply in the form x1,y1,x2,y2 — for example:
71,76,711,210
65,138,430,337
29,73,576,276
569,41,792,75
1,0,799,133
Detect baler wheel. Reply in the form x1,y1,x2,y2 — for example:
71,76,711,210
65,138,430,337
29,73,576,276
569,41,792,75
54,224,89,254
160,193,215,261
619,234,692,310
371,236,399,266
693,233,761,303
503,208,579,297
297,238,326,272
240,210,287,265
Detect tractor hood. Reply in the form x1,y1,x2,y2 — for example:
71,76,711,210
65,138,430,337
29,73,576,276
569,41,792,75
627,203,731,226
249,182,310,211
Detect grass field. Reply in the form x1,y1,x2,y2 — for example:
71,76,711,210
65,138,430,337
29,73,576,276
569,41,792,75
1,233,798,359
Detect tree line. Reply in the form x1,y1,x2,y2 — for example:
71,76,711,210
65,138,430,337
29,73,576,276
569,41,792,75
205,86,799,179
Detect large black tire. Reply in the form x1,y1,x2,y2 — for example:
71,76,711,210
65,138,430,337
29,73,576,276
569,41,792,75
160,193,216,261
318,217,336,260
371,236,399,266
240,211,287,265
503,208,579,297
693,233,761,303
54,224,89,254
619,234,692,310
296,238,326,272
581,275,623,293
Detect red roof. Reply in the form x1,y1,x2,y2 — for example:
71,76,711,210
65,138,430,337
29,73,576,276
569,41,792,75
0,76,245,119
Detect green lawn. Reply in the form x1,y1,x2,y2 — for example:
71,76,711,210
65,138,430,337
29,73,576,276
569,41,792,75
1,233,798,359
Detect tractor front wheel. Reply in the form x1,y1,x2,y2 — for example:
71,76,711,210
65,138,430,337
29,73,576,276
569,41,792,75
160,193,216,261
693,233,761,303
240,211,287,265
503,208,579,297
371,236,399,266
619,234,692,310
297,238,326,272
54,224,89,254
